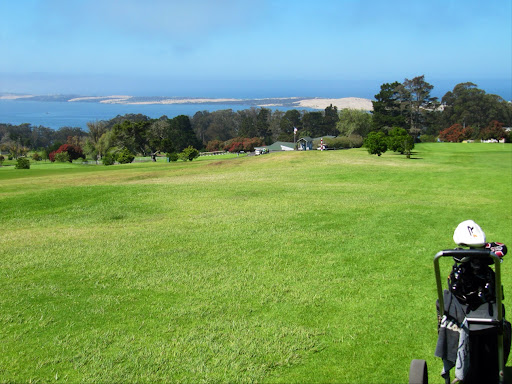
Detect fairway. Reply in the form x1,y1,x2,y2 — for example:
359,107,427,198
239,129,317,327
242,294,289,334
1,143,511,383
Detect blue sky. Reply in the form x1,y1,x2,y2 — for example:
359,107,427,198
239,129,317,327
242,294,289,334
1,0,511,98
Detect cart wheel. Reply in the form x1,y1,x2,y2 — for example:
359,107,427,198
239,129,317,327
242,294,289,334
409,359,428,384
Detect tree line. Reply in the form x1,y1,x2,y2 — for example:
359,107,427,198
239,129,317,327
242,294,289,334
1,77,510,162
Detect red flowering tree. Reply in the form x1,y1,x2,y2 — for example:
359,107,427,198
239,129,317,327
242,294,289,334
242,137,264,152
206,140,224,152
49,144,85,162
226,140,244,153
223,137,264,153
480,120,508,141
439,124,471,142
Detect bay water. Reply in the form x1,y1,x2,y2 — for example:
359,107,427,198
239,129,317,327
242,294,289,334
0,99,303,130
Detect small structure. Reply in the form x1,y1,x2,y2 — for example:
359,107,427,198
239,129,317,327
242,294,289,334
297,137,313,151
297,136,336,150
255,141,295,154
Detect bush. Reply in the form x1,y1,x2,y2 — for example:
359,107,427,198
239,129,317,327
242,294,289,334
54,152,70,163
0,155,4,166
388,127,414,154
116,148,135,164
102,153,116,166
180,146,200,161
32,152,42,161
348,134,364,148
364,131,388,156
167,152,179,162
15,157,30,169
419,134,437,143
206,140,224,152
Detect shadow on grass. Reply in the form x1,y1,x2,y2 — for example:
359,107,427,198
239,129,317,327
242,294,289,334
390,151,423,160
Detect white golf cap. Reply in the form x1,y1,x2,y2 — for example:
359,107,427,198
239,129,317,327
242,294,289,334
453,220,487,247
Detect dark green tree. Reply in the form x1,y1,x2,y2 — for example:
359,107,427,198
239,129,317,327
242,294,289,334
256,108,272,144
364,131,388,156
322,104,339,136
388,127,414,155
169,115,200,152
278,109,302,141
400,75,438,137
371,81,407,131
441,83,512,133
302,111,324,137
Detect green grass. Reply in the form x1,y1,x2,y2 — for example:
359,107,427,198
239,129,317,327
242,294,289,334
1,143,511,383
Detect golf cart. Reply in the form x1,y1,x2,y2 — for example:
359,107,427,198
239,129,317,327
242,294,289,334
409,220,510,384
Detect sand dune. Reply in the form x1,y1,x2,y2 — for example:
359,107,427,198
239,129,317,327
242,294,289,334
294,97,373,111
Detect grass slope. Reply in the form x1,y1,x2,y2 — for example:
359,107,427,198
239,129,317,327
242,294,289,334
1,143,511,383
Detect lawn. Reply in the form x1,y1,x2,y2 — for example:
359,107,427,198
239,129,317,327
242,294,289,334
1,143,511,383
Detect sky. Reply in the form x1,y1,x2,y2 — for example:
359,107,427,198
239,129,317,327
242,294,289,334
1,0,511,99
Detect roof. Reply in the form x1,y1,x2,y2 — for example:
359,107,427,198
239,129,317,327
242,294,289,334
256,141,295,151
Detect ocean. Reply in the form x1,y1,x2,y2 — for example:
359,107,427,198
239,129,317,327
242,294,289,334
0,99,303,130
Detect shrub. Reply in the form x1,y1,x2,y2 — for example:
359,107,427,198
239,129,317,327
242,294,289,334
364,131,388,156
15,157,30,169
419,134,437,143
180,146,200,161
206,140,224,152
480,120,508,141
325,137,351,149
32,152,42,161
52,144,85,162
116,148,135,164
388,127,414,154
54,152,70,162
439,124,473,142
102,153,115,166
348,134,364,148
167,152,179,162
0,155,4,166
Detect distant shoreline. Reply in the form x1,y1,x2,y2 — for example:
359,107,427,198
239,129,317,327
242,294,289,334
0,94,374,111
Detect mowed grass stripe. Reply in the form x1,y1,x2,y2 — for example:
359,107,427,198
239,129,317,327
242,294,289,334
0,143,511,383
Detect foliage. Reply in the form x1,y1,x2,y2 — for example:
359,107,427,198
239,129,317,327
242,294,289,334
223,137,264,153
167,152,179,162
180,146,200,161
387,127,415,154
116,148,135,164
441,83,512,131
31,152,42,161
324,137,349,149
102,153,116,166
372,76,438,138
205,140,224,152
419,134,437,143
336,109,372,137
54,151,70,163
49,144,85,162
14,157,30,169
347,134,364,148
400,75,438,135
371,81,406,131
479,120,509,141
0,155,4,166
439,123,474,143
322,104,339,136
364,131,388,156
